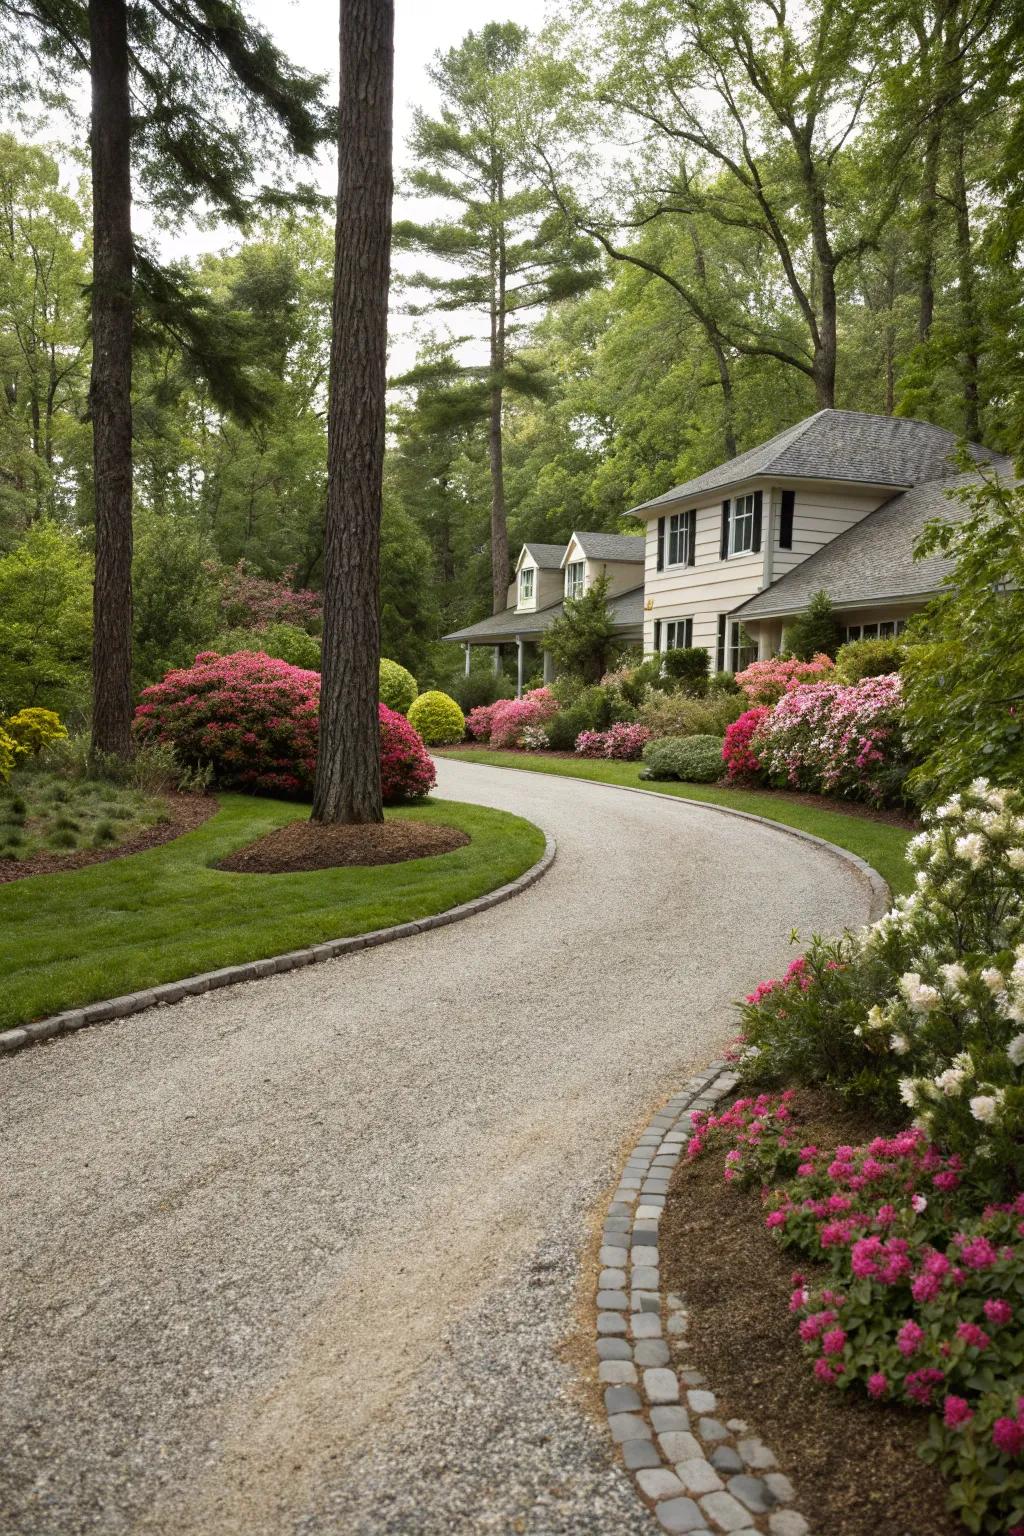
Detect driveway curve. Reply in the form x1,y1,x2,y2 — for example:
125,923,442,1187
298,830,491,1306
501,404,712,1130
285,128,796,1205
2,759,874,1536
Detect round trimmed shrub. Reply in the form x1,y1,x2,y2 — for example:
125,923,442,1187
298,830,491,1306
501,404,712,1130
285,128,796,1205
641,734,725,783
134,651,435,803
379,657,418,714
834,635,907,684
212,623,322,671
407,689,465,745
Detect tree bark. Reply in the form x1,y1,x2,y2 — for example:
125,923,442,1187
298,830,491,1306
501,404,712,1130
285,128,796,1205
488,166,509,615
311,0,394,825
951,124,982,442
917,118,942,343
89,0,134,759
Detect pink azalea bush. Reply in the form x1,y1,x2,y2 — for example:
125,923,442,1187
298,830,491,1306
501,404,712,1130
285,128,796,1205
690,1094,1024,1532
218,562,322,632
721,706,770,783
468,688,559,749
751,673,906,803
574,722,652,760
134,650,435,802
735,652,834,705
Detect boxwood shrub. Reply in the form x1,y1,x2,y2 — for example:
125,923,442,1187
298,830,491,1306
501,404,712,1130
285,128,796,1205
379,657,418,714
407,689,466,745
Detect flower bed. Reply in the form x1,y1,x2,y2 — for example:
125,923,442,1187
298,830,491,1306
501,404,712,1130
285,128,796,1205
735,653,835,706
574,721,651,760
467,687,559,749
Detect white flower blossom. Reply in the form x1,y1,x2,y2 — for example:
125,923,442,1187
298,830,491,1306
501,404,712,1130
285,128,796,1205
936,794,963,819
898,1077,919,1107
935,1067,968,1097
939,962,968,993
912,1193,928,1213
890,1032,911,1055
954,833,986,868
969,1093,1002,1124
900,972,942,1012
1008,1034,1024,1067
981,967,1006,994
970,777,992,798
864,1004,887,1033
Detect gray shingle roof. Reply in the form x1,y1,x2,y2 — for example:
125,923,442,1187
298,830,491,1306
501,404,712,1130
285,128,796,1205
734,467,1016,620
569,530,645,562
628,410,1001,518
521,542,567,569
443,584,645,644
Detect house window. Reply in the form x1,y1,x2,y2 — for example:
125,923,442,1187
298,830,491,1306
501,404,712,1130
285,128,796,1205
565,561,585,600
730,494,757,555
519,567,534,604
662,618,693,651
729,620,757,672
667,511,694,566
840,619,907,644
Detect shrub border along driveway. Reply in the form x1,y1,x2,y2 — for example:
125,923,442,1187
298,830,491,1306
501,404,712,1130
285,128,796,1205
0,830,556,1058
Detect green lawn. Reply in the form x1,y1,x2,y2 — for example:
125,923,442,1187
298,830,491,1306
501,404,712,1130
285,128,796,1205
0,793,544,1032
438,748,913,898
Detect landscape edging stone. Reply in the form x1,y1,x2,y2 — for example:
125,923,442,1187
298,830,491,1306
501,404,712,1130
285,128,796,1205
595,1061,812,1536
1,832,556,1058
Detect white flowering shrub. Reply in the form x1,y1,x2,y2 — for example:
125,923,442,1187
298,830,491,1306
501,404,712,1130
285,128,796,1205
739,780,1024,1189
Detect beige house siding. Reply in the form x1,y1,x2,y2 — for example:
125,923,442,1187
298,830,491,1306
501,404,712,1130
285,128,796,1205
513,549,562,613
768,483,889,582
562,535,644,600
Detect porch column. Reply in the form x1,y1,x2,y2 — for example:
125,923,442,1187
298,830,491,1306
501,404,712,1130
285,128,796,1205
542,649,554,684
516,636,524,698
493,644,501,676
757,624,772,661
464,643,471,676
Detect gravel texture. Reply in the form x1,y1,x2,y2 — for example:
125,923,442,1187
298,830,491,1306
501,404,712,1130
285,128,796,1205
0,758,873,1535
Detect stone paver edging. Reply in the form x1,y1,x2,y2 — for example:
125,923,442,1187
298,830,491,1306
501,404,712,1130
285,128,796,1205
441,757,892,924
0,831,556,1058
596,1061,812,1536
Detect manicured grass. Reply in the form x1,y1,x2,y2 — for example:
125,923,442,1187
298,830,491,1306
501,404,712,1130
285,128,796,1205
0,770,166,860
438,748,914,898
0,793,544,1032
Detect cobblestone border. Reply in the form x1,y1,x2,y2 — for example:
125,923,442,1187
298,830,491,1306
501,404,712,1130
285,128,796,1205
596,1062,812,1536
0,832,556,1059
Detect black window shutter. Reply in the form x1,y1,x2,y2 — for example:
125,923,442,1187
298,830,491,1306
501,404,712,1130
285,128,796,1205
752,489,763,553
716,614,726,672
687,508,696,565
720,500,731,560
779,490,795,550
656,516,665,571
653,619,662,653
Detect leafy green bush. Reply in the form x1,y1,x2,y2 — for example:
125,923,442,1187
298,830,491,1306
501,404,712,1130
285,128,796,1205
212,623,321,671
641,734,724,782
546,684,613,750
710,670,739,694
133,512,220,685
638,689,745,738
407,690,466,745
782,590,842,660
542,573,623,682
450,669,515,711
834,636,908,684
378,657,418,714
663,645,710,694
0,524,92,717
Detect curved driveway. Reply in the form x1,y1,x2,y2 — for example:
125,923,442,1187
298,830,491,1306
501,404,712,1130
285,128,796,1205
1,760,874,1536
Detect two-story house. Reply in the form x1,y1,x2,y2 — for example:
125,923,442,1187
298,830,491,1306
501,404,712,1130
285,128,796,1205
629,409,1011,671
444,531,645,693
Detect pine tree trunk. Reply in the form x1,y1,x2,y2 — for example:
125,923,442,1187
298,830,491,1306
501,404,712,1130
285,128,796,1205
89,0,134,759
311,0,394,825
952,126,982,442
488,173,509,616
917,119,942,343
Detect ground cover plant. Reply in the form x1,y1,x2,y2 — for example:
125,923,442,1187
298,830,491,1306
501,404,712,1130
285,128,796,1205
640,733,724,782
436,746,916,896
0,794,545,1032
0,771,169,862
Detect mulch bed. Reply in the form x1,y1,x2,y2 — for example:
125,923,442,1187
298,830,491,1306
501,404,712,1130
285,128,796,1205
216,818,470,873
0,792,217,885
659,1089,962,1536
444,745,918,829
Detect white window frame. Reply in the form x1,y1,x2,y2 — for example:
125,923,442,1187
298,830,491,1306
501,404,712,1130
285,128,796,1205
729,493,756,556
729,619,757,672
519,567,534,604
662,618,693,652
667,511,693,567
840,619,907,644
565,561,585,600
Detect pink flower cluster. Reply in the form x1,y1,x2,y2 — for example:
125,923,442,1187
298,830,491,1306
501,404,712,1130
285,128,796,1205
721,706,770,783
574,722,652,760
745,954,811,1006
134,651,435,802
735,652,835,705
751,673,905,803
465,688,558,748
218,562,322,632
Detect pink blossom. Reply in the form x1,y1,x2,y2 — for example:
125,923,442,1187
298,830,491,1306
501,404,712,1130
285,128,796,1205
993,1418,1024,1457
956,1322,991,1351
984,1299,1013,1327
943,1395,974,1428
867,1372,888,1399
897,1320,924,1357
821,1328,847,1356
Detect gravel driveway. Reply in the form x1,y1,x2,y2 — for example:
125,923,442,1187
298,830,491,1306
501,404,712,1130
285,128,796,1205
1,759,874,1536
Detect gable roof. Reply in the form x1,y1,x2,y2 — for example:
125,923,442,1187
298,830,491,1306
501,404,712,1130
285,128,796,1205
628,409,1000,518
567,530,645,563
734,465,1016,620
519,542,567,570
443,584,645,644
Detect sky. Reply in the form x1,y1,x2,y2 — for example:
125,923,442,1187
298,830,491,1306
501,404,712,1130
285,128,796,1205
231,0,553,374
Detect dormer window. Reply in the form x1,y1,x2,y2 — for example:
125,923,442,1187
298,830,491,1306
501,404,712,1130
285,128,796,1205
519,567,534,603
565,561,585,600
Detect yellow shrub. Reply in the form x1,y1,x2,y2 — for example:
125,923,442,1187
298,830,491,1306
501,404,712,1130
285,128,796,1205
407,690,466,745
0,727,16,784
3,707,68,759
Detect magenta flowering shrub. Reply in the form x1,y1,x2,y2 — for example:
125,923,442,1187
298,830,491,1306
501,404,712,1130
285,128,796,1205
218,562,322,633
134,651,434,802
735,652,835,705
488,688,559,749
466,702,499,741
691,1094,1024,1532
721,706,770,783
752,673,907,804
574,722,652,760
